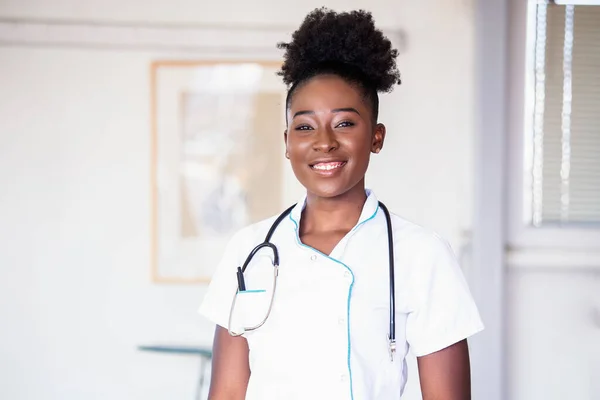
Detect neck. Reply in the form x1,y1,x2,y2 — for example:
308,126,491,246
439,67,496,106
301,184,367,233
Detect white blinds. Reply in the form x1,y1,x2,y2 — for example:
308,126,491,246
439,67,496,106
532,4,600,226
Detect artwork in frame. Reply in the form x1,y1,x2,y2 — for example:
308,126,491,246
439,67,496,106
150,60,287,283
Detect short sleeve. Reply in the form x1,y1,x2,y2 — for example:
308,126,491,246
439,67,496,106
198,230,245,331
405,234,484,357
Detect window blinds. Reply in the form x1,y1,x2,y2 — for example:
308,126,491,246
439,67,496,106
532,4,600,226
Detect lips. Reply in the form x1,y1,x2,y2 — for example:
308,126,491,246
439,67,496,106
311,161,346,171
309,161,347,176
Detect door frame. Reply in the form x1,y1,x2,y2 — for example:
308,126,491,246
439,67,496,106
470,1,508,399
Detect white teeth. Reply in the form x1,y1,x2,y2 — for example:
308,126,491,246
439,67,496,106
313,163,343,171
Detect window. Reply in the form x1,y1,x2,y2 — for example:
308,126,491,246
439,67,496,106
526,3,600,226
508,0,600,251
526,1,600,227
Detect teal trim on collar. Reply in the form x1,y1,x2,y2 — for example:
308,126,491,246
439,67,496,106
289,189,379,227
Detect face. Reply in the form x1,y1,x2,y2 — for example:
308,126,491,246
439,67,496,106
284,74,386,199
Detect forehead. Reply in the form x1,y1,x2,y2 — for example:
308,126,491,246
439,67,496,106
289,75,369,113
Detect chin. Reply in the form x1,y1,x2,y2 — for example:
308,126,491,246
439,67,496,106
310,189,345,198
293,168,366,200
306,182,357,199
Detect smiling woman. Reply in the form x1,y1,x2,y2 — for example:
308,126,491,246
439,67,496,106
284,75,384,202
198,7,484,400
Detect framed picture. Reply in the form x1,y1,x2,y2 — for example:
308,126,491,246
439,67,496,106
150,60,287,283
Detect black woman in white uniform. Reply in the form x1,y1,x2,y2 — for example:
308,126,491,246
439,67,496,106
199,8,484,400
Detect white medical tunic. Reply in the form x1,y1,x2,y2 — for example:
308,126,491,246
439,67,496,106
199,190,484,400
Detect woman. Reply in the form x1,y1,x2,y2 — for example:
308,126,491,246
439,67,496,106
199,8,484,400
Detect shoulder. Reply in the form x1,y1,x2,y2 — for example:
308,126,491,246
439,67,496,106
386,210,450,248
384,211,471,305
380,209,457,265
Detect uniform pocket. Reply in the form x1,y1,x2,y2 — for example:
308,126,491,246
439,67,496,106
230,289,272,335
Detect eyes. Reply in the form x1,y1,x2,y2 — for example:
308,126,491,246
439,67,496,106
294,120,355,131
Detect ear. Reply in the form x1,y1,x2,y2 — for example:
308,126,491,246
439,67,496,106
283,130,289,159
371,123,386,154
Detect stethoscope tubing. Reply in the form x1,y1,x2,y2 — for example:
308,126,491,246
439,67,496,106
228,201,396,359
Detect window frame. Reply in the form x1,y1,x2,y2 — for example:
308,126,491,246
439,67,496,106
507,0,600,251
554,0,600,4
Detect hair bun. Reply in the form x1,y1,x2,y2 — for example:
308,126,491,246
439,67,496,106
277,8,401,92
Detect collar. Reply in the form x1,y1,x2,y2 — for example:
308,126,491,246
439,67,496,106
289,189,380,227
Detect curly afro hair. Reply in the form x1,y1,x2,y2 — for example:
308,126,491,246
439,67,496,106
277,8,401,122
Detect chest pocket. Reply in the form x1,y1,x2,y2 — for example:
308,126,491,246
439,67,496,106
229,252,276,335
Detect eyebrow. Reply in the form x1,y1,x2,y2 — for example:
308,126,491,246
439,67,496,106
292,107,361,119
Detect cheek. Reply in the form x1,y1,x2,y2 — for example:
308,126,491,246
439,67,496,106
286,138,309,159
286,146,308,176
345,137,373,161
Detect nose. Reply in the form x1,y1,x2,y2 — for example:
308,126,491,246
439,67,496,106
312,126,339,153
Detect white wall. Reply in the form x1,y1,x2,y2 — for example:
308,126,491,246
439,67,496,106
0,1,478,399
0,0,473,30
507,268,600,400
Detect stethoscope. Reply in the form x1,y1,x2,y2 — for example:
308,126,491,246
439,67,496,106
228,201,397,361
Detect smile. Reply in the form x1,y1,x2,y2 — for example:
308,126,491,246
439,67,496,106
310,161,347,173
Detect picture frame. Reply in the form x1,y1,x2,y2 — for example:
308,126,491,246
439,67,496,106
150,60,287,283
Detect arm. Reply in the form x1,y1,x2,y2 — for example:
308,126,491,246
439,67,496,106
208,326,251,400
417,339,472,400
